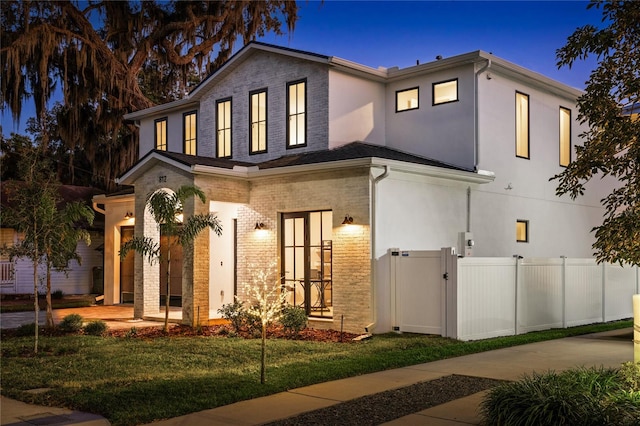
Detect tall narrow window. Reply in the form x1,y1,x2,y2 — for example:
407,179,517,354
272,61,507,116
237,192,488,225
216,99,232,158
559,107,571,167
250,89,267,154
155,118,167,151
516,220,529,243
433,79,458,105
396,87,419,112
183,111,197,155
515,92,529,159
287,80,306,147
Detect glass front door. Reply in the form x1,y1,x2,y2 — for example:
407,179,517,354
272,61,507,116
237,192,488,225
282,211,332,318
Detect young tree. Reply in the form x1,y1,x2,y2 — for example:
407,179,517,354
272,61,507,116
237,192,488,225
1,1,298,190
120,185,222,333
552,0,640,266
244,263,287,384
1,152,51,350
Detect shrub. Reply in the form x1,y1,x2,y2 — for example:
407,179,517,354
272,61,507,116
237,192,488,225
280,305,307,336
15,322,37,337
52,290,64,300
218,299,246,333
480,365,640,426
125,327,138,338
58,314,84,333
84,320,108,336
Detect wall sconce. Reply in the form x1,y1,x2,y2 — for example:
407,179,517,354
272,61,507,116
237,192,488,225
341,215,353,225
255,222,265,230
124,212,134,220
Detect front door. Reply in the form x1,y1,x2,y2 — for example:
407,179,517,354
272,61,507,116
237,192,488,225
281,211,333,318
120,226,134,303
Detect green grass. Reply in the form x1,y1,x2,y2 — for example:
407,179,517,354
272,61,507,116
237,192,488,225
0,320,632,426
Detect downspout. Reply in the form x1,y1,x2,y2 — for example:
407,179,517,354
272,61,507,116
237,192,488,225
366,164,390,333
474,58,491,170
92,202,106,216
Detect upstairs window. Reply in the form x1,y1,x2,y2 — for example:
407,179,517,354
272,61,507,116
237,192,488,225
396,87,419,112
515,92,529,159
216,98,232,158
433,79,458,105
250,89,267,154
287,80,306,148
155,118,167,151
559,107,571,167
183,111,197,155
516,220,529,243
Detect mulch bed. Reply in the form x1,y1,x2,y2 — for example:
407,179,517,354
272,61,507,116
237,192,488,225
263,374,504,426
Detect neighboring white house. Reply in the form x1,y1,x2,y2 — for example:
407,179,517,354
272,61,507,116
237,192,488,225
1,185,105,296
93,42,614,334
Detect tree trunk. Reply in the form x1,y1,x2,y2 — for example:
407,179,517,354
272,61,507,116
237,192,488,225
45,262,54,328
261,323,266,384
164,243,171,333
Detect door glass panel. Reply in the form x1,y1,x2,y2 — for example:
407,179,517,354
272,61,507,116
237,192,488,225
281,211,333,318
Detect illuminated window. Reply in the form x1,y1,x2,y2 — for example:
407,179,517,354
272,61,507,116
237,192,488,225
396,87,419,112
516,220,529,243
516,92,529,159
433,79,458,105
250,89,267,154
287,80,306,148
183,111,197,155
216,99,232,158
559,107,571,167
155,118,167,151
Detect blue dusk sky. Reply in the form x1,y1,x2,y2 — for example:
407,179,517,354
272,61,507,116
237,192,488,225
1,0,603,135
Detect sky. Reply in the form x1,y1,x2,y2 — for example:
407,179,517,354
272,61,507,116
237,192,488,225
1,0,604,135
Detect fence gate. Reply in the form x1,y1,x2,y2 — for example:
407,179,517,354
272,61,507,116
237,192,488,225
390,249,452,335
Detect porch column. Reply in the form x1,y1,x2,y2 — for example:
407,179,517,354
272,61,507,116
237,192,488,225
182,200,210,327
133,198,161,318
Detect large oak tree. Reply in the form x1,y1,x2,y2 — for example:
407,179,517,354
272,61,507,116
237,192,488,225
1,0,298,190
553,0,640,266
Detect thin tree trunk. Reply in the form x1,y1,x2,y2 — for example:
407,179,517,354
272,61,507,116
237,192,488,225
164,243,171,333
33,232,39,354
261,323,266,384
45,262,54,328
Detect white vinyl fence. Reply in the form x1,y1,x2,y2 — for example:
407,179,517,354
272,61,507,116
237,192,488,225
389,249,639,341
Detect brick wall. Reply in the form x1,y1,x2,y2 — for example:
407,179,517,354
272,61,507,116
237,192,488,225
237,167,372,334
199,50,329,162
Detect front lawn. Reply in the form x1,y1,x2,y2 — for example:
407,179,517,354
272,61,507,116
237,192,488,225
0,320,632,426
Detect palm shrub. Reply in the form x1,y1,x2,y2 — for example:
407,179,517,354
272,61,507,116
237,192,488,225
58,314,84,333
480,365,640,426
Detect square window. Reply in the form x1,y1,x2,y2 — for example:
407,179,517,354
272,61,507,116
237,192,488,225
516,220,529,243
396,87,419,112
433,79,458,105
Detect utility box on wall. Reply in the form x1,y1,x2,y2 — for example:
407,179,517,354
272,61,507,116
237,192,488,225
458,232,474,257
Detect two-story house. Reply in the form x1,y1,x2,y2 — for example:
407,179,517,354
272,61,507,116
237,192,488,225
93,42,611,334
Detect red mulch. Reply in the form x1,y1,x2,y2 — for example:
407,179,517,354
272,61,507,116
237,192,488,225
107,324,361,343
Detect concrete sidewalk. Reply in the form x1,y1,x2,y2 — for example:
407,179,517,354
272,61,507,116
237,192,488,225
1,327,633,426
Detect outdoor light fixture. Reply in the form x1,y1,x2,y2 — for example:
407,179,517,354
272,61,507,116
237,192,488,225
255,222,265,230
342,215,353,225
124,212,134,220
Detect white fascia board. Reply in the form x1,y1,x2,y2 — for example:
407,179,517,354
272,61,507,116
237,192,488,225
116,153,193,185
191,164,255,180
92,193,134,204
329,57,388,82
124,99,199,121
386,51,481,82
370,158,495,184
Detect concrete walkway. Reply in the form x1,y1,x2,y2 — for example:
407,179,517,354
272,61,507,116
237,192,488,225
0,304,633,425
